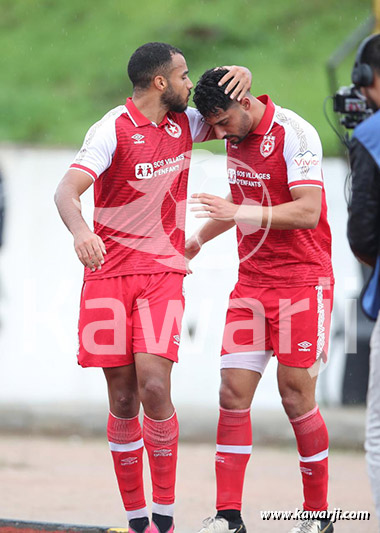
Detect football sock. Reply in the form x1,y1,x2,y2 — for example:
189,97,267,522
290,405,329,511
107,412,147,517
143,411,179,506
215,407,252,511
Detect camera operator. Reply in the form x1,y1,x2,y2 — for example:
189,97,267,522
347,32,380,527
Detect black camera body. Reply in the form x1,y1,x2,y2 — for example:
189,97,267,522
333,84,373,129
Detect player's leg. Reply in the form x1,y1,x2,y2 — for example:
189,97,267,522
198,284,272,533
273,284,333,533
135,353,177,533
132,272,185,533
278,364,332,533
77,275,148,533
104,365,149,533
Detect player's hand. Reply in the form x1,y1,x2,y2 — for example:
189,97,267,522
184,234,203,274
73,229,107,272
189,193,239,221
218,66,252,101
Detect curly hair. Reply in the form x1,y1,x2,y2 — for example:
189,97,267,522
193,68,238,118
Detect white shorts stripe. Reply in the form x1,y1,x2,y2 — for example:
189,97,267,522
299,447,329,463
216,444,252,454
109,438,144,452
221,350,273,375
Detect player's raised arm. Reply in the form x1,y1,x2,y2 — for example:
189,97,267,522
54,169,106,271
217,65,252,101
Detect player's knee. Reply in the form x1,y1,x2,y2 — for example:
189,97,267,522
219,380,246,409
139,377,168,408
110,391,138,417
280,388,310,418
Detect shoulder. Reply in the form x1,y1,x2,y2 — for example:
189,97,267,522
354,109,380,139
86,105,127,137
353,110,380,168
274,106,320,141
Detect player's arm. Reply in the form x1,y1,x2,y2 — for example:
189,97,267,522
189,186,322,230
54,169,106,271
185,194,236,262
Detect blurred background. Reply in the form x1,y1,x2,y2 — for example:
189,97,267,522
0,0,378,531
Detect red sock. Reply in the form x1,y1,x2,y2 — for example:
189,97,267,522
290,405,329,511
143,411,179,506
215,407,252,511
107,412,146,514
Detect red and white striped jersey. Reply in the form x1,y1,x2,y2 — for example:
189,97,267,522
70,98,210,280
227,95,334,287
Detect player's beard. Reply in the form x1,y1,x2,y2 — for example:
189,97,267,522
224,113,252,145
161,81,189,113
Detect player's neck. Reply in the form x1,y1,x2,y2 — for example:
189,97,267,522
132,92,167,125
249,98,266,132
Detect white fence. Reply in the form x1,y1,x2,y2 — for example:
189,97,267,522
0,146,361,414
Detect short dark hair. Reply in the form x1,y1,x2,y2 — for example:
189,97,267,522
193,68,237,118
127,42,184,90
362,34,380,74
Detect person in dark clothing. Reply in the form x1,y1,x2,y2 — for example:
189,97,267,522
347,32,380,529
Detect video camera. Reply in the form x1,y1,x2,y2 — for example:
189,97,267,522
332,84,373,129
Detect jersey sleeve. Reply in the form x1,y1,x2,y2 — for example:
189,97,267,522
283,119,323,190
70,105,125,180
184,107,212,143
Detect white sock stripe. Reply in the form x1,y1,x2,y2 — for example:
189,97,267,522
216,444,252,454
152,502,175,517
127,507,149,521
109,438,144,452
299,448,329,463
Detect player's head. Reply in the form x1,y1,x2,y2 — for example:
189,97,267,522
193,68,253,144
128,42,193,113
352,34,380,110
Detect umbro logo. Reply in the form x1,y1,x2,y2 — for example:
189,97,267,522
132,133,145,144
298,341,312,352
173,334,180,346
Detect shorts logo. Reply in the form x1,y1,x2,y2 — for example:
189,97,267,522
260,134,276,157
165,122,182,138
173,334,180,346
228,168,237,184
298,341,312,352
135,163,154,179
132,134,145,144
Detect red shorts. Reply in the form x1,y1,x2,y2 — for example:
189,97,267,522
77,272,185,368
221,282,334,368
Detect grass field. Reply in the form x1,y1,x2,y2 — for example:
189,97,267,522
0,0,373,155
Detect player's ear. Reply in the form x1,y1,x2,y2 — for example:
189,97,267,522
240,96,251,110
154,75,167,92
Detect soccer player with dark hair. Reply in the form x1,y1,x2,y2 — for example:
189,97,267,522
187,68,334,533
55,43,251,533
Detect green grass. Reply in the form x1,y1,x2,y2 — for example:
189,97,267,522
0,0,373,155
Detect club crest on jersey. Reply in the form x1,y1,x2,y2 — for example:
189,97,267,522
132,133,145,144
165,121,182,138
135,163,154,179
260,134,276,158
